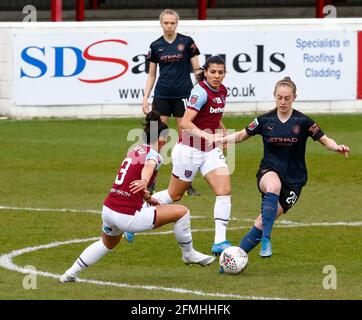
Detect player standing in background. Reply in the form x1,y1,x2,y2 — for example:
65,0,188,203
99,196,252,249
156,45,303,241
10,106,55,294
150,55,233,256
212,77,350,258
59,111,215,283
142,8,203,198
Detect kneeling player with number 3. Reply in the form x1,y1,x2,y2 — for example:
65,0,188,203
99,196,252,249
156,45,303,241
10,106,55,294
60,111,214,283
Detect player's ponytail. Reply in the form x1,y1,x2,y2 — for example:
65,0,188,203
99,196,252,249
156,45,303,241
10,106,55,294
274,76,297,95
196,55,226,82
143,111,168,144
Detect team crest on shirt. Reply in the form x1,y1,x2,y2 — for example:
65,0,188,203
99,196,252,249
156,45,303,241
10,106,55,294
177,44,185,51
184,170,193,178
189,94,199,106
292,125,300,134
247,118,259,131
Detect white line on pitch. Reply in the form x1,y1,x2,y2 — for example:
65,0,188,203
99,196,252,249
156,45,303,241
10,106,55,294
0,205,206,219
1,205,361,226
0,238,287,301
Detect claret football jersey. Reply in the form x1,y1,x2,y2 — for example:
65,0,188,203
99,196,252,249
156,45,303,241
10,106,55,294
180,80,227,151
104,144,163,215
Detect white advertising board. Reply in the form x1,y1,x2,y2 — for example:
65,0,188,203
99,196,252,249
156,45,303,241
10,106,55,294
13,29,356,105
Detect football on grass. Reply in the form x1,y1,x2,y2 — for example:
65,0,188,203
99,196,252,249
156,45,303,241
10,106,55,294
219,246,248,274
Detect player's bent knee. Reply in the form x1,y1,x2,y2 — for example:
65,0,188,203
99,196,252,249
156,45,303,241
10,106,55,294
171,193,184,202
215,186,231,196
265,185,281,194
175,204,188,217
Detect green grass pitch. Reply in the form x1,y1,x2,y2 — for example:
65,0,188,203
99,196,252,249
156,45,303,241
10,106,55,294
0,114,361,300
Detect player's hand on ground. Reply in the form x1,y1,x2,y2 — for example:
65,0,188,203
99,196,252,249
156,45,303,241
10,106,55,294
130,179,147,193
336,144,350,157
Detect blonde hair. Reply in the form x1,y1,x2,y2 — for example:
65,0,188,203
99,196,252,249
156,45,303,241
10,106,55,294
159,9,180,22
274,76,297,95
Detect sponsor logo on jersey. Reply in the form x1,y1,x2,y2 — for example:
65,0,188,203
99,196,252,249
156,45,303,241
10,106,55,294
308,123,320,136
292,125,300,134
248,118,259,131
189,94,199,105
160,54,183,62
212,97,223,104
184,170,193,178
177,44,185,51
190,43,198,52
269,137,298,143
267,126,273,132
209,106,225,113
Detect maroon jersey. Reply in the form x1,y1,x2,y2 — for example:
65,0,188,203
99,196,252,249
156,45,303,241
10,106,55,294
104,144,163,215
180,80,227,151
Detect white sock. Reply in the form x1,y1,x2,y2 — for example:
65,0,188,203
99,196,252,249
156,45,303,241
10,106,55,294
152,189,173,204
65,239,112,277
174,210,193,256
214,195,231,244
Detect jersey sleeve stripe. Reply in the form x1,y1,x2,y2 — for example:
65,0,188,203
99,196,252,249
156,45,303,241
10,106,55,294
187,106,200,112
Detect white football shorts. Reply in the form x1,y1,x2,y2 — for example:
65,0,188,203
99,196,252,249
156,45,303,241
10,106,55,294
101,205,156,236
171,143,228,182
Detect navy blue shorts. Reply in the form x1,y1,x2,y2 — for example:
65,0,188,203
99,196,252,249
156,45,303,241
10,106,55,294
152,98,187,118
256,168,302,213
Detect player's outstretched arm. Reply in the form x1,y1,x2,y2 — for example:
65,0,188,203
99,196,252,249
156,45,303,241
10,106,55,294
223,129,251,144
209,128,251,148
318,135,350,158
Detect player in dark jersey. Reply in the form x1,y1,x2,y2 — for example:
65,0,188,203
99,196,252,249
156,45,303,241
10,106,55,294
213,77,349,259
150,56,233,256
59,111,215,283
142,8,202,198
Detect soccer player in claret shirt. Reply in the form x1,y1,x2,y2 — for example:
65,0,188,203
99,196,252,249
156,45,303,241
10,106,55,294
212,77,350,258
150,55,233,256
59,111,214,283
141,8,203,198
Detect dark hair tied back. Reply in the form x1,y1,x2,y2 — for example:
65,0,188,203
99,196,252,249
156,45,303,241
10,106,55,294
143,111,168,144
196,55,226,82
145,110,161,123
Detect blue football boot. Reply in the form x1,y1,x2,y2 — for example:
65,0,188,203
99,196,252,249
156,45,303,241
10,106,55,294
211,240,231,256
259,237,272,258
124,232,135,243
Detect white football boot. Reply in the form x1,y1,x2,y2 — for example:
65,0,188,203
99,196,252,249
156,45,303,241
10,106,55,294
182,250,215,266
59,273,77,283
